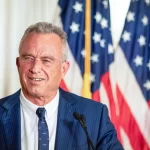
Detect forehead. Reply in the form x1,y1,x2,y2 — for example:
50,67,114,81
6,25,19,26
20,33,63,54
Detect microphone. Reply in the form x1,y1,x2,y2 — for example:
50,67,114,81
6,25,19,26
73,112,95,150
73,112,86,128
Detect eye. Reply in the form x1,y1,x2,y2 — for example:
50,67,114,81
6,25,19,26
42,59,50,63
42,59,52,65
24,56,34,61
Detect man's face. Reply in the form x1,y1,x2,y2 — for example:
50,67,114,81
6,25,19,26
16,33,69,100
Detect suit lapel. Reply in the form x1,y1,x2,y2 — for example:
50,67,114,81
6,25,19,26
55,89,77,150
1,90,21,150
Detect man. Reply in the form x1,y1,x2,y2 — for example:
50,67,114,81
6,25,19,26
0,22,123,150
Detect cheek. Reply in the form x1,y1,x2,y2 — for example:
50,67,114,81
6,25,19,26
18,64,30,77
46,66,62,80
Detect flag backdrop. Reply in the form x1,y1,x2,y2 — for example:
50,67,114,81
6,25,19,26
53,0,150,149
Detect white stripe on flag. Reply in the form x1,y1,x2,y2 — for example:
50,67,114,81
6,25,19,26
64,49,83,95
109,62,120,116
99,82,111,118
120,127,133,150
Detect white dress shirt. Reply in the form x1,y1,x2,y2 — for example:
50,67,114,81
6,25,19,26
20,90,59,150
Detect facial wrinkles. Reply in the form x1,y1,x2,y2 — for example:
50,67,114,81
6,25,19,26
20,33,64,62
18,33,65,104
33,44,61,63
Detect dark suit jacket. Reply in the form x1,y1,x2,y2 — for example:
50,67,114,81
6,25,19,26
0,88,123,150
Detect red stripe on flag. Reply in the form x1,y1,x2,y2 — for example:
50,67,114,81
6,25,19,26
92,90,100,102
101,72,122,143
148,101,150,108
116,85,150,150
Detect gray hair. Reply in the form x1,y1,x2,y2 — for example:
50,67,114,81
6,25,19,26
19,22,69,61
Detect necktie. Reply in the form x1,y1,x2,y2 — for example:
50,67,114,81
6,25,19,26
36,108,49,150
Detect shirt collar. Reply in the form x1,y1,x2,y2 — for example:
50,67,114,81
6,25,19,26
20,90,59,119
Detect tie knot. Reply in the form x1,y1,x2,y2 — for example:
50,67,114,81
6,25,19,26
36,108,46,119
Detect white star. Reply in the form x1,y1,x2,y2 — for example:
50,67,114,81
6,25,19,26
127,11,135,22
73,2,83,13
141,15,148,26
91,53,99,63
100,18,108,29
81,49,86,57
108,44,114,54
145,0,150,6
122,31,131,42
102,0,108,9
147,60,150,71
143,80,150,90
133,55,143,66
70,22,79,33
94,12,102,23
90,73,95,83
93,32,101,43
100,39,105,48
138,35,146,47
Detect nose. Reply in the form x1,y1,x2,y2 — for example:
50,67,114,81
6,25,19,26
29,59,42,74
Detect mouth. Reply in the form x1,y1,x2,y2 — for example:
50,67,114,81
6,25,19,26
28,77,44,82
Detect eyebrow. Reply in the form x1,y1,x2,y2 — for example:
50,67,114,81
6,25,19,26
21,53,56,61
41,56,55,61
20,53,33,57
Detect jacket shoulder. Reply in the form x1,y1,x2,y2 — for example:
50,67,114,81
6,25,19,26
0,90,20,111
59,88,105,112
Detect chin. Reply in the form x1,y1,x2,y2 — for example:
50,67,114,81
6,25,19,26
28,89,43,98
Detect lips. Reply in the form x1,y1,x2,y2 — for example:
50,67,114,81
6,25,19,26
28,77,44,81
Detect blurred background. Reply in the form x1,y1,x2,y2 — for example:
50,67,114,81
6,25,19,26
0,0,150,149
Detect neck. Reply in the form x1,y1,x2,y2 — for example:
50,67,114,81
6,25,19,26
22,90,58,106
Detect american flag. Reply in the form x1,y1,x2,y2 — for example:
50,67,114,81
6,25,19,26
53,0,150,149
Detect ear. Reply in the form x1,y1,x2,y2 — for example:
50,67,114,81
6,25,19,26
61,61,70,79
16,57,20,69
